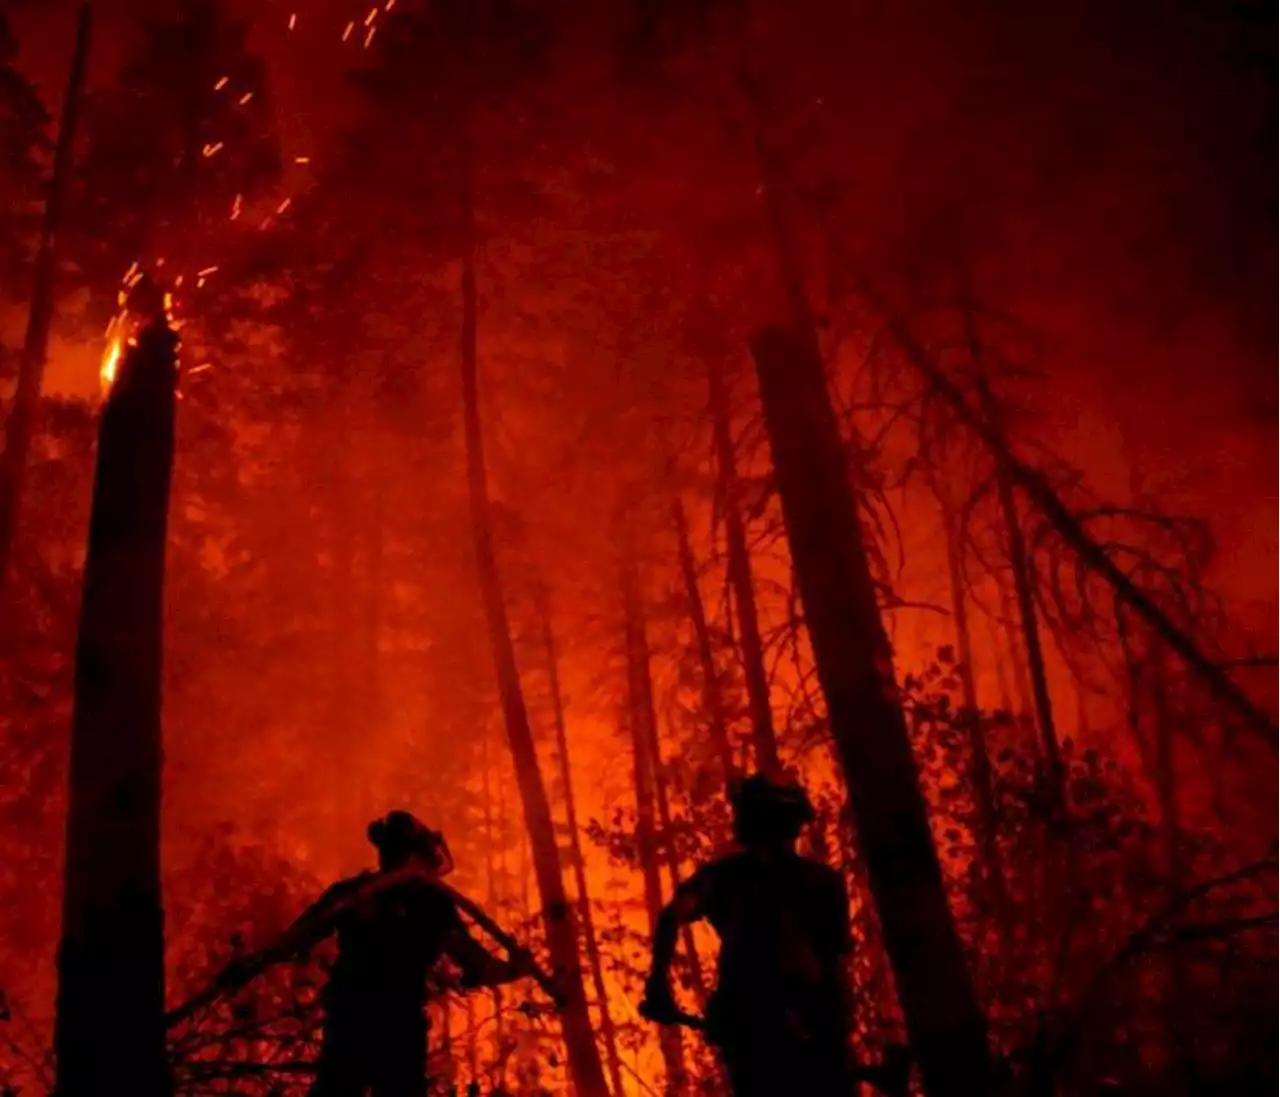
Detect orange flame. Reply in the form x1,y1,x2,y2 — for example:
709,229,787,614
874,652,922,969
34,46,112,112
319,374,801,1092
100,323,127,395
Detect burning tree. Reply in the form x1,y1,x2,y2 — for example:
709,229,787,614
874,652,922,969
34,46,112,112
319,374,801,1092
56,283,178,1097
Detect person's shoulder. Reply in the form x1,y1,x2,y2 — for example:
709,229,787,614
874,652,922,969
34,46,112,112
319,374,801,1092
796,856,846,891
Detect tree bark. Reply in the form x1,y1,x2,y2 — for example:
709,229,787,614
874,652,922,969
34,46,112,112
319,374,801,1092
750,324,991,1097
671,496,736,786
621,550,687,1096
934,478,1007,922
708,355,780,776
55,317,177,1097
458,133,608,1097
537,586,626,1097
0,3,91,593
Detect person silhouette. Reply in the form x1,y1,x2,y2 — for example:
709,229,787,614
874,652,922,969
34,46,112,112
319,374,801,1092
219,811,535,1097
642,774,892,1096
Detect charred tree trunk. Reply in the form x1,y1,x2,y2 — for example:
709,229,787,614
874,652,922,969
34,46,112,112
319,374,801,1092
481,725,507,1091
621,552,687,1095
934,479,1007,922
458,135,608,1097
671,496,737,786
0,4,91,593
983,382,1064,808
750,325,991,1097
708,355,780,775
55,317,177,1097
537,587,626,1097
997,577,1039,757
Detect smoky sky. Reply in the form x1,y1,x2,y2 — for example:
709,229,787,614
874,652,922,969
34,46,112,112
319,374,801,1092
9,0,1276,416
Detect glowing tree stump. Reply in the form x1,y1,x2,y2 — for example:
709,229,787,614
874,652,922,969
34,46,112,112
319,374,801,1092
55,312,178,1097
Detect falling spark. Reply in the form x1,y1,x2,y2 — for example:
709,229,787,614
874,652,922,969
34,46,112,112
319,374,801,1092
197,265,219,278
231,193,243,220
364,26,377,48
295,156,311,164
188,363,213,376
342,20,355,41
238,91,254,106
259,216,273,231
276,197,293,216
174,274,184,289
215,76,230,91
288,12,298,30
385,0,396,9
196,278,207,290
202,142,224,158
365,7,379,26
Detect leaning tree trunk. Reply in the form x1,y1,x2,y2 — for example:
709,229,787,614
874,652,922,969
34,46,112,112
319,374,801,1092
750,325,991,1097
0,3,91,593
458,137,608,1097
55,317,177,1097
707,354,780,775
671,496,736,786
537,587,627,1097
621,550,687,1096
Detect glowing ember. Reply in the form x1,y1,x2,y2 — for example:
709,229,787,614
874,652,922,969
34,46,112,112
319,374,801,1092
99,332,125,394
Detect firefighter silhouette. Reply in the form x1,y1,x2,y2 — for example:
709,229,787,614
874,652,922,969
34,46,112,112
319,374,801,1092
642,774,907,1096
215,811,535,1097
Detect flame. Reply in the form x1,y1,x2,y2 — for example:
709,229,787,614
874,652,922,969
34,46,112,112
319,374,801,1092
99,332,124,396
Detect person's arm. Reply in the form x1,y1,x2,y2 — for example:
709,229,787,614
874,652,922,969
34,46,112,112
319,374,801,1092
442,911,531,990
216,876,357,992
642,867,711,1016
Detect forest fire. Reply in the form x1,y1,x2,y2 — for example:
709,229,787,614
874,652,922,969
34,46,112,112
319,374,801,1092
0,3,1275,1097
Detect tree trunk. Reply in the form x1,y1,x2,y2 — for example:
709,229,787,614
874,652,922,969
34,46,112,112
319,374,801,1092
55,317,177,1097
481,725,507,1092
0,3,91,593
750,324,991,1097
537,586,626,1097
621,550,687,1096
981,378,1064,808
934,479,1007,923
997,577,1039,760
458,134,608,1097
671,496,736,786
708,355,780,776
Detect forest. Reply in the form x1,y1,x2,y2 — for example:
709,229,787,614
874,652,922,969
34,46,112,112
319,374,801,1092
0,1,1275,1095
